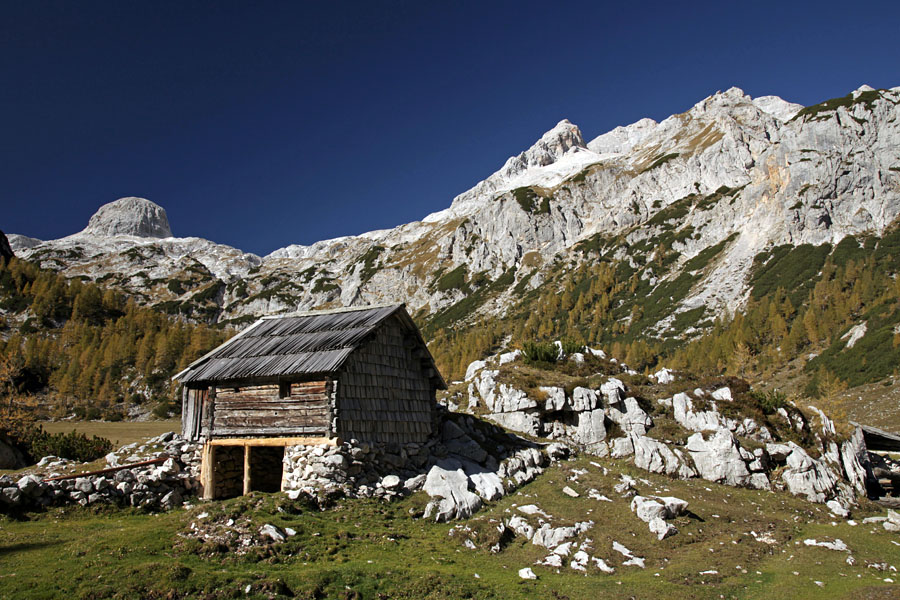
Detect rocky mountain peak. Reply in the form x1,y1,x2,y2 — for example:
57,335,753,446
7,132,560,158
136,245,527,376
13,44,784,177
522,119,588,165
492,119,589,181
80,197,173,239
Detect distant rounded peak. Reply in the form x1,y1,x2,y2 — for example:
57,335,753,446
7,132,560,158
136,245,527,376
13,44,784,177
722,86,747,97
853,84,876,98
81,197,173,238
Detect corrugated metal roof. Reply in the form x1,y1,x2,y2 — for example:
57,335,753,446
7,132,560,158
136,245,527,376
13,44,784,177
174,304,443,387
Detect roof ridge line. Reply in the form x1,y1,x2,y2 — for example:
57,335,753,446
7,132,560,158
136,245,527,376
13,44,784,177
259,303,404,320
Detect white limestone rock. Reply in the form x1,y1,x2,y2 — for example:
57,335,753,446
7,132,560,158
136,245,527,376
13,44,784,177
486,411,541,437
607,397,652,435
630,496,669,522
610,436,635,458
499,350,522,365
632,435,689,477
464,360,487,381
259,523,286,543
423,459,483,522
652,368,675,384
381,475,401,490
507,515,535,540
571,387,600,411
532,521,593,549
686,430,751,486
672,392,729,432
460,459,505,502
592,556,616,573
491,384,538,413
541,387,566,412
648,517,678,540
574,409,608,447
600,378,626,406
827,499,850,518
781,443,854,506
711,387,733,402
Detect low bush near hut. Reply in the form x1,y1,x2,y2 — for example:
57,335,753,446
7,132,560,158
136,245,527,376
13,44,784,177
29,428,114,463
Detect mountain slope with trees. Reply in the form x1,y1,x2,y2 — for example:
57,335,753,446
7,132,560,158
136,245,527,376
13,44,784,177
0,256,230,420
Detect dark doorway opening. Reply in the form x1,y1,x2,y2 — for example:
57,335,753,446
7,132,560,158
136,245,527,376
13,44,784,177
249,446,285,493
212,446,244,499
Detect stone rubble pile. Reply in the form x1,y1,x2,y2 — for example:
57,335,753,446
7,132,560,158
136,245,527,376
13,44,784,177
181,510,299,555
0,432,201,512
279,408,552,522
482,497,653,574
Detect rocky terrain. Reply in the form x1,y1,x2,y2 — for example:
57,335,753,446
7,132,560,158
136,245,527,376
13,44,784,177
9,85,900,342
4,344,897,523
457,345,897,512
3,342,900,598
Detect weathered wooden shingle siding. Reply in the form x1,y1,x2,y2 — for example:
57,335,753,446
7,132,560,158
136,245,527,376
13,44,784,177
335,317,434,444
210,381,332,437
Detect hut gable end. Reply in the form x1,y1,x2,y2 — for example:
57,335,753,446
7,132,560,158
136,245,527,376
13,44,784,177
335,315,436,444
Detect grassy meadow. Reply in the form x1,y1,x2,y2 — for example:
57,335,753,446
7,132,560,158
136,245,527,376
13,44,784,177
1,454,897,599
37,419,181,449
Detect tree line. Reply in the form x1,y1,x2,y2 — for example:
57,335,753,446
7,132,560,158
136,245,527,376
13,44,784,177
426,230,900,399
0,258,231,420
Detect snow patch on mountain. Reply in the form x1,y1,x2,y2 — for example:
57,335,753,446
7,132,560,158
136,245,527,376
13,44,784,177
752,96,802,121
587,118,659,154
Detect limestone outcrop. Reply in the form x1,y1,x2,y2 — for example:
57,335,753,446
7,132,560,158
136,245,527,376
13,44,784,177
459,348,875,510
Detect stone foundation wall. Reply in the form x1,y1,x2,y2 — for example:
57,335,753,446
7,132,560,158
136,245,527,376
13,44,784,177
0,433,202,513
279,409,557,521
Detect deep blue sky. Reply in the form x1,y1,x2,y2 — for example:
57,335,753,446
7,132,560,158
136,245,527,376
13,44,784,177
3,1,899,256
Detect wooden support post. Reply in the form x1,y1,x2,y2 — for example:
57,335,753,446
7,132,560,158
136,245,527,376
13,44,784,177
201,444,215,500
242,445,252,495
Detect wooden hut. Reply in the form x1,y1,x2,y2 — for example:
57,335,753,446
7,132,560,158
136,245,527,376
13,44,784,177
173,304,445,498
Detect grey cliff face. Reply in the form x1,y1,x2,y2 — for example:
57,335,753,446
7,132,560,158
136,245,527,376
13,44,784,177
81,197,173,238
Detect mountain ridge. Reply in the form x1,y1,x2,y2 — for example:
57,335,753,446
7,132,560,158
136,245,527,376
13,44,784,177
9,85,900,354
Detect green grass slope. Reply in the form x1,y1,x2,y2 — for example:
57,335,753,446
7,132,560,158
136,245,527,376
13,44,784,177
2,455,896,600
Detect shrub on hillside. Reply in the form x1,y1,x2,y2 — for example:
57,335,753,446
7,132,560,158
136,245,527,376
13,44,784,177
523,341,558,364
152,400,172,419
560,339,584,355
749,389,787,414
28,429,113,463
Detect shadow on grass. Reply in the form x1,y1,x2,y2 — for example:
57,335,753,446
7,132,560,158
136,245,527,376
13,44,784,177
684,510,705,522
0,540,60,556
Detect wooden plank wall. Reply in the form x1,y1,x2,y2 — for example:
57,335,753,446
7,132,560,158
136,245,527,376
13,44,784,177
210,381,331,437
336,317,434,444
182,387,208,441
